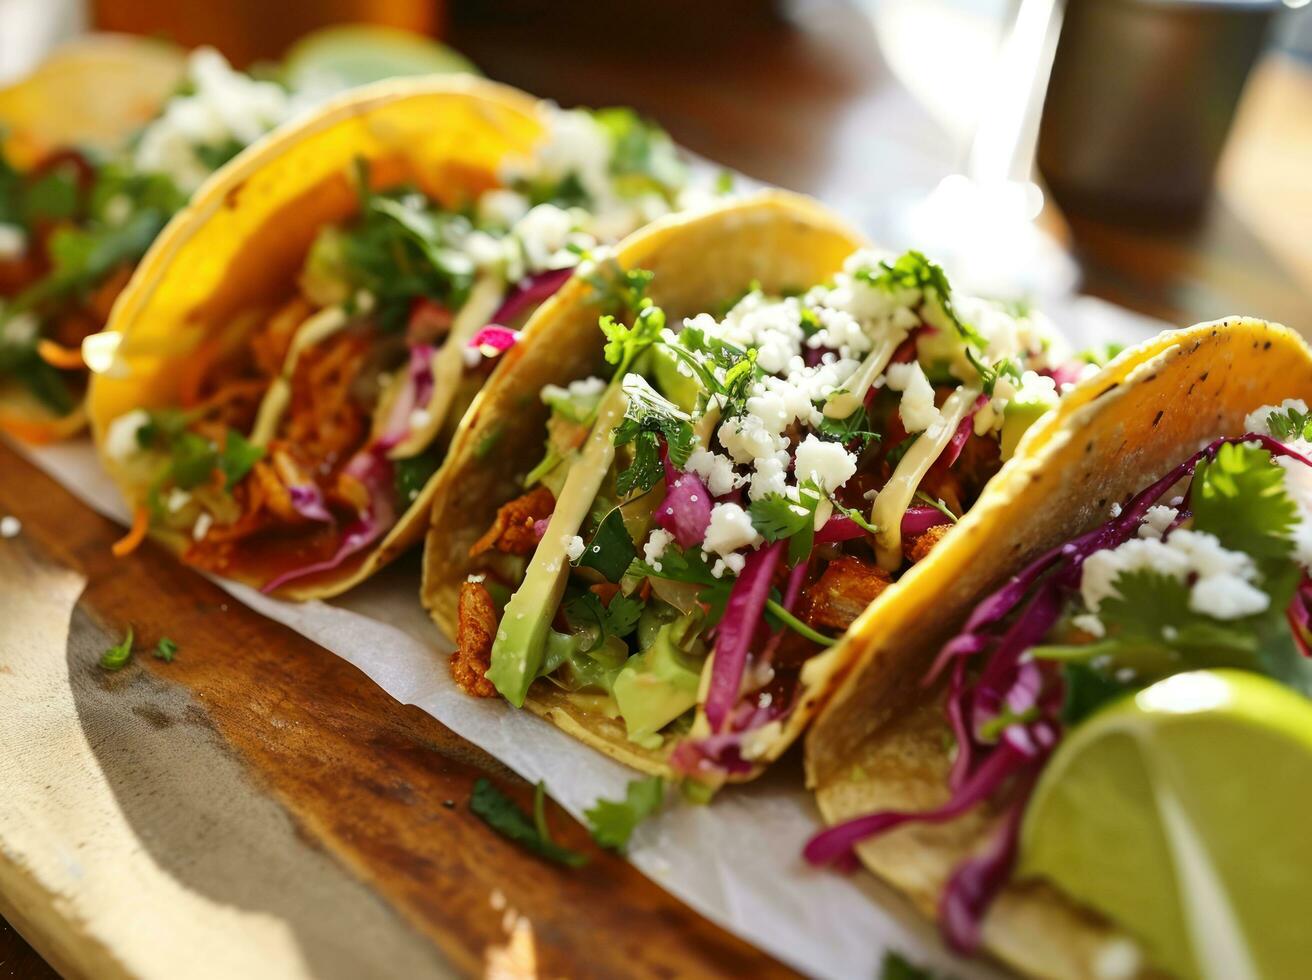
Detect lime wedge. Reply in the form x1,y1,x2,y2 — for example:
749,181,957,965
1019,670,1312,980
283,25,479,92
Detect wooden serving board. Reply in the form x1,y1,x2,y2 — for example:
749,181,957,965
0,441,795,979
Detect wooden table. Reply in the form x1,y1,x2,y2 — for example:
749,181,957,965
2,5,1309,977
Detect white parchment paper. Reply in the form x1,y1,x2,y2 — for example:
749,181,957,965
15,294,1160,979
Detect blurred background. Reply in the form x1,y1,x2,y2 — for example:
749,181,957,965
1,0,1309,335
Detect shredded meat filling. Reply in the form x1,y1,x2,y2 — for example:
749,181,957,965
802,556,893,632
286,330,370,468
453,580,498,697
469,485,556,558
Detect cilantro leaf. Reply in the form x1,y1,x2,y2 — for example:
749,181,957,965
633,548,733,626
749,488,819,566
885,433,919,469
855,250,979,346
585,776,665,851
154,636,178,662
1264,406,1312,442
577,508,638,582
584,260,654,315
1191,442,1297,563
816,407,879,448
394,450,441,506
564,590,643,642
601,302,666,374
1033,568,1312,694
218,430,263,489
880,951,945,980
99,628,134,671
613,374,695,496
1059,662,1132,726
469,778,589,868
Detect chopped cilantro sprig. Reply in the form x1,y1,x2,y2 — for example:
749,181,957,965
469,778,589,868
584,776,665,851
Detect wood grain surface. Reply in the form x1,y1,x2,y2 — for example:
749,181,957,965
0,445,794,979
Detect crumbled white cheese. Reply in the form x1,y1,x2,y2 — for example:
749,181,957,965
711,553,747,579
0,223,26,260
408,408,433,433
685,448,742,497
717,413,787,465
104,409,151,463
1080,529,1269,621
1071,613,1105,638
467,573,486,583
165,488,192,513
1136,505,1178,540
1092,937,1142,980
748,450,791,503
1245,398,1309,436
0,312,37,346
134,48,290,192
0,515,20,538
478,189,531,228
793,435,857,494
885,361,943,433
564,535,586,562
642,528,675,571
1109,501,1123,518
703,503,762,556
192,511,214,541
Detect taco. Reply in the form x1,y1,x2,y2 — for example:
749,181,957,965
90,76,705,599
422,191,1086,786
2,30,475,444
804,318,1312,978
0,40,307,442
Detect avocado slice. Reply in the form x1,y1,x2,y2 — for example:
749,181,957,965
486,381,629,706
613,614,706,746
650,343,701,414
1000,394,1054,461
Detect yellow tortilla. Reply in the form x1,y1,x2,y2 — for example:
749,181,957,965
0,34,186,167
805,318,1312,978
89,76,547,599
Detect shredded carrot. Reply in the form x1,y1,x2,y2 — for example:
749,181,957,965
210,466,228,492
36,338,85,370
112,507,150,557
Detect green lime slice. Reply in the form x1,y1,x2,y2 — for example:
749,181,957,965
1019,669,1312,980
283,25,479,92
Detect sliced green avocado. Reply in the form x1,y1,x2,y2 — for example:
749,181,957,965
1000,397,1052,461
650,344,701,414
488,383,628,705
613,615,706,745
542,630,629,694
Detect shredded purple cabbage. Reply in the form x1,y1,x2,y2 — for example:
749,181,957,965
703,541,783,731
816,515,868,544
377,344,436,450
939,393,988,470
493,267,573,325
901,506,954,538
288,484,334,524
805,432,1312,951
